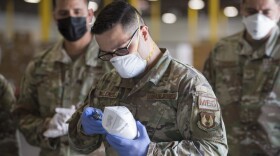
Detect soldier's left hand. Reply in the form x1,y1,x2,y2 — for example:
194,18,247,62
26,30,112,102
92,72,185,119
106,121,150,156
43,105,76,138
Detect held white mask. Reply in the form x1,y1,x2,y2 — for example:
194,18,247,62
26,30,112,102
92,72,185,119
243,13,277,40
110,52,147,78
102,106,137,140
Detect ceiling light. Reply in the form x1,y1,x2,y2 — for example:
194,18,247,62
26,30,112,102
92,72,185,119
188,0,205,10
24,0,40,3
88,1,99,12
162,13,177,24
224,6,238,17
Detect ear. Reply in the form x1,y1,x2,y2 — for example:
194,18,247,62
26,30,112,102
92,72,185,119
88,8,94,23
141,26,149,41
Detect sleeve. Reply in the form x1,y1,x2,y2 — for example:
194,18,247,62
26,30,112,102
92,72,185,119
147,74,228,156
12,61,59,149
0,75,18,152
202,46,217,90
68,88,102,154
0,75,16,111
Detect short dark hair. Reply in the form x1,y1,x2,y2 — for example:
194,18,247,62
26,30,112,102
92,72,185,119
52,0,89,10
92,1,144,35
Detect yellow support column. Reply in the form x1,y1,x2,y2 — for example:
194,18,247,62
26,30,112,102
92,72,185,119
150,0,161,42
209,0,219,44
104,0,112,6
129,0,139,10
188,8,198,43
6,0,14,40
39,0,51,43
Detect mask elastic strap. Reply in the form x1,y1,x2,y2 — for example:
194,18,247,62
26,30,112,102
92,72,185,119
136,13,154,62
146,43,155,62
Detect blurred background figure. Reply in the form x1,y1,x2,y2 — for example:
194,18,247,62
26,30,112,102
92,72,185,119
12,0,110,156
0,74,19,156
203,0,280,155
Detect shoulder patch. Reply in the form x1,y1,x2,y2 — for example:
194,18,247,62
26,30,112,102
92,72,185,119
197,111,217,131
198,96,219,111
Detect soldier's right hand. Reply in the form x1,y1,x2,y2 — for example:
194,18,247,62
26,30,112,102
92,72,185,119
81,107,107,135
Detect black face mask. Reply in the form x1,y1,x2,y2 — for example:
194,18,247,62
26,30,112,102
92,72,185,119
57,16,87,42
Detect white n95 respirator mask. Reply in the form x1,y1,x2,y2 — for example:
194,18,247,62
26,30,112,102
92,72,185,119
110,53,147,78
102,106,137,140
243,13,277,40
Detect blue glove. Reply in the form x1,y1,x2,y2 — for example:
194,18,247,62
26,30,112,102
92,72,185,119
106,121,150,156
81,107,107,135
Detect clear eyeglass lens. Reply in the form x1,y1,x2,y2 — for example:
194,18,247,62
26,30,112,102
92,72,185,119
115,48,129,56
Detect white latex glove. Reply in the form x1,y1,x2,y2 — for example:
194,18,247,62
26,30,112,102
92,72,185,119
43,105,76,138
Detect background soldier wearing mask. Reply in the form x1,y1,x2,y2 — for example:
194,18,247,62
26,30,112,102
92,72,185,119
203,0,280,155
0,74,18,156
13,0,111,155
68,1,228,156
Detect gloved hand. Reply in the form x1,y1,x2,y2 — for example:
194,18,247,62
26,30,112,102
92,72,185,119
81,107,107,135
43,105,76,138
106,121,150,156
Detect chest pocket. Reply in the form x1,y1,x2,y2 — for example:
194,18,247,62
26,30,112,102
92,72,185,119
215,61,241,105
36,69,62,117
138,92,182,142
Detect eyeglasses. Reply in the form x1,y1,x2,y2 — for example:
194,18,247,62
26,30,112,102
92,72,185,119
98,28,139,61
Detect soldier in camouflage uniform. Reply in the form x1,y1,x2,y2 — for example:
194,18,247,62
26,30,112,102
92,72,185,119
0,74,18,156
203,0,280,155
68,1,228,156
12,0,111,156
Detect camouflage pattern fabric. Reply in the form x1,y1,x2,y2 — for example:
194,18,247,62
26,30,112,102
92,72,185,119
203,27,280,156
68,49,228,156
13,39,111,156
0,74,18,156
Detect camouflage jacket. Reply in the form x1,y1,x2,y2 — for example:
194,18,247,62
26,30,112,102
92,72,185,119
0,74,18,156
203,27,280,156
13,38,111,156
69,49,228,156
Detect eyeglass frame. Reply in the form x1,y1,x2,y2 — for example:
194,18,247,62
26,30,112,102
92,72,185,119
98,27,140,61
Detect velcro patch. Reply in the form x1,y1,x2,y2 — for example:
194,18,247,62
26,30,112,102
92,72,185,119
198,96,219,111
97,90,118,98
147,93,178,100
197,111,217,131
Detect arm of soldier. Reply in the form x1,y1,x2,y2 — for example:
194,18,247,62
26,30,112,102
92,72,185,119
0,75,16,110
147,76,228,156
202,46,218,89
68,88,102,154
13,62,59,149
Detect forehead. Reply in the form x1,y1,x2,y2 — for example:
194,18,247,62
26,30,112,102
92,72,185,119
55,0,87,10
243,0,278,9
95,24,131,51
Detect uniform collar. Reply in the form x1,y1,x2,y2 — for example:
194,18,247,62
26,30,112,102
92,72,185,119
238,26,280,59
119,48,172,95
52,36,99,67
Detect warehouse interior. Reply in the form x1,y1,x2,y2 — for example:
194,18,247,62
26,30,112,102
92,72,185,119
2,0,278,156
